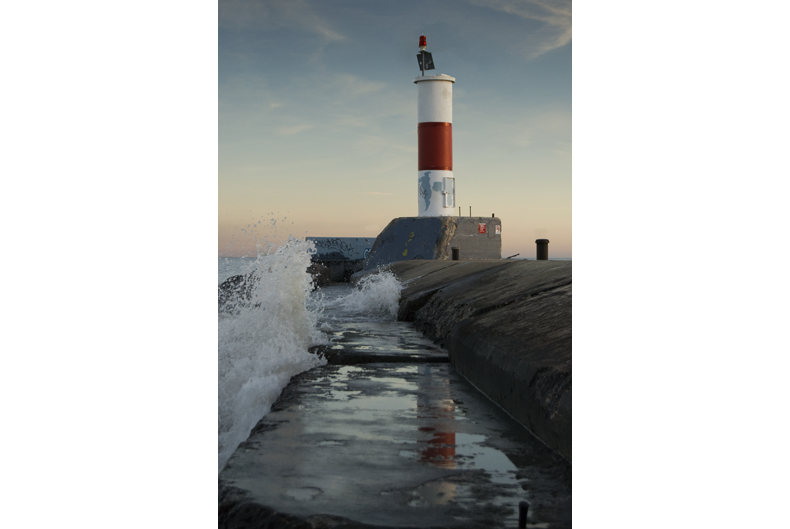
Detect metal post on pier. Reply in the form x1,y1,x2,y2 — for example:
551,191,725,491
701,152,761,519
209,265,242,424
518,501,529,528
536,239,549,260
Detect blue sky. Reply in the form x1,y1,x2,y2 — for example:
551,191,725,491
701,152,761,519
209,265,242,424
219,0,572,257
6,2,790,526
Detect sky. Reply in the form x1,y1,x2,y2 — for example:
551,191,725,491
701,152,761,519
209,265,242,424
7,2,790,527
219,0,571,258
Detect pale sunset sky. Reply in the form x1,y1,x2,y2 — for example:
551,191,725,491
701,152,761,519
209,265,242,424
5,2,789,527
219,0,572,258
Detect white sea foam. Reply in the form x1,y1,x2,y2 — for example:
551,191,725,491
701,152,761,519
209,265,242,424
218,237,327,472
218,257,257,285
330,271,404,322
218,237,405,472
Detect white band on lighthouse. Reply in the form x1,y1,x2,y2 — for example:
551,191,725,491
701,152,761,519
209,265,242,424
415,74,456,217
416,75,454,123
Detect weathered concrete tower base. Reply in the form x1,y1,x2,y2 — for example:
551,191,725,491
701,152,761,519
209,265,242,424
362,216,501,271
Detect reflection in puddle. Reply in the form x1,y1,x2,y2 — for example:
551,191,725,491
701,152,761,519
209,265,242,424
322,399,417,424
327,390,361,401
285,487,322,500
416,364,457,471
334,365,363,377
409,481,457,507
419,430,456,469
322,365,521,485
389,366,418,374
309,360,530,525
324,395,416,412
373,376,418,391
322,322,449,359
455,433,519,484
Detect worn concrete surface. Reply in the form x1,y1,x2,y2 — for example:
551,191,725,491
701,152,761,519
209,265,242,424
363,217,501,272
307,237,376,261
219,317,571,528
387,261,572,462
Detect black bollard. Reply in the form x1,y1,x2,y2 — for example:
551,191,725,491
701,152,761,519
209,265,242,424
535,239,549,260
451,247,460,260
518,501,529,528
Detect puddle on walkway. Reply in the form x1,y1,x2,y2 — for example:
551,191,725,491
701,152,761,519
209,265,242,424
285,487,322,501
222,286,571,527
222,359,571,528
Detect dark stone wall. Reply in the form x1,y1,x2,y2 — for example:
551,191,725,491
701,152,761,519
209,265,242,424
391,260,572,461
314,259,364,282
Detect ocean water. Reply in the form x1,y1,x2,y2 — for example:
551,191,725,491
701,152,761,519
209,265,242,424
218,239,402,472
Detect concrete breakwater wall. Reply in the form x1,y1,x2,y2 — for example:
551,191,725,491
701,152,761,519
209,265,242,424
363,216,502,272
375,260,572,461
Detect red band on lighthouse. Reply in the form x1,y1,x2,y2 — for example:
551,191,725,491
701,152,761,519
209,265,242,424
417,122,452,171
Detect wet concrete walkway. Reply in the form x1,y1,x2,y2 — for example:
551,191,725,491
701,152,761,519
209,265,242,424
220,300,571,528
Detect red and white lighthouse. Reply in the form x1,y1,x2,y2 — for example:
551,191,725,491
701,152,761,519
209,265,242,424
415,37,456,217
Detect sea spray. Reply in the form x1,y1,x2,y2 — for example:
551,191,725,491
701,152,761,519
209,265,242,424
218,237,326,472
329,270,404,321
218,256,257,285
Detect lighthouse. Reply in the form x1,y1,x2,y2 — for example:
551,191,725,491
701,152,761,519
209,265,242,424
415,36,456,217
359,35,501,272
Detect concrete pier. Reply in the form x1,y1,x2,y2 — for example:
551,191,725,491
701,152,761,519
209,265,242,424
219,283,571,528
219,261,572,528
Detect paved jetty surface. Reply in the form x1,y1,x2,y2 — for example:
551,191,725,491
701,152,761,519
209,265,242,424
219,316,571,528
384,260,572,462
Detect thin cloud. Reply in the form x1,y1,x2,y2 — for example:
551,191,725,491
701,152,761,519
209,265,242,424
333,74,387,96
219,0,346,43
357,191,393,196
277,124,313,136
465,0,571,58
354,134,413,153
